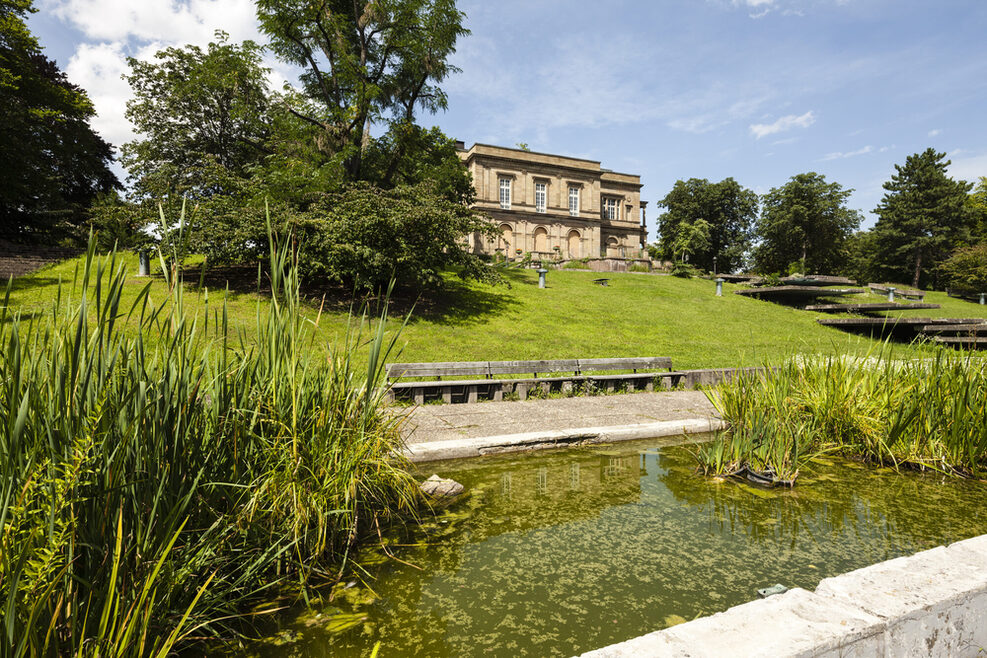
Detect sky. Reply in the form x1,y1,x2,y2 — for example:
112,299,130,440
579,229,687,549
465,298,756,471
28,0,987,239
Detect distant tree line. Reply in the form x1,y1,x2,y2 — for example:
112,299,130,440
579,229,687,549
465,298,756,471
653,149,987,291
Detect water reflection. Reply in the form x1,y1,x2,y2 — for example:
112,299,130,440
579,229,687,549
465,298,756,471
251,439,987,658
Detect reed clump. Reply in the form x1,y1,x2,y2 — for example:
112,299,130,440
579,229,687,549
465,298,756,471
0,221,420,655
698,350,987,483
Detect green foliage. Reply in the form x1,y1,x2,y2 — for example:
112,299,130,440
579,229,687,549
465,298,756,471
969,177,987,243
940,243,987,295
867,148,974,289
256,0,468,181
700,350,987,483
0,221,421,654
0,0,118,243
656,177,757,273
753,172,861,275
121,31,272,202
361,124,475,203
671,262,702,278
291,183,499,291
193,181,498,292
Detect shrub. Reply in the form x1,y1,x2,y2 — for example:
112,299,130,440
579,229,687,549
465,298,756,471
941,244,987,295
671,262,701,278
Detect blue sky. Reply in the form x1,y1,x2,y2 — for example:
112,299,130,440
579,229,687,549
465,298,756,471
29,0,987,239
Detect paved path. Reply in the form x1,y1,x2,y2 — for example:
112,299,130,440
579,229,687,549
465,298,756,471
400,390,718,445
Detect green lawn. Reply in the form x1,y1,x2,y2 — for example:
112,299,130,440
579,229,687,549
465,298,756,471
7,254,987,369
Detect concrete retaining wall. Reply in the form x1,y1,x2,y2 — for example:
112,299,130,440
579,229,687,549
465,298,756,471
580,533,987,657
403,417,724,463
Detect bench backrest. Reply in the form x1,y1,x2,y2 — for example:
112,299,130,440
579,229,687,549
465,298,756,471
386,357,673,380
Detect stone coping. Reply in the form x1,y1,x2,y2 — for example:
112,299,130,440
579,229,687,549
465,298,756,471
579,533,987,657
401,417,725,463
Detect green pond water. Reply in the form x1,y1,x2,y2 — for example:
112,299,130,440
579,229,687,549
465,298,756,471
252,437,987,657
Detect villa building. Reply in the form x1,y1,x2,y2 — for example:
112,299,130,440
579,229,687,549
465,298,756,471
456,143,647,260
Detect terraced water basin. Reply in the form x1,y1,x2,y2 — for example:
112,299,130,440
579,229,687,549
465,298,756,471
252,436,987,657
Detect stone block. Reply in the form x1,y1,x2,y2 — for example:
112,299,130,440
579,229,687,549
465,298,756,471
815,542,987,657
579,588,885,657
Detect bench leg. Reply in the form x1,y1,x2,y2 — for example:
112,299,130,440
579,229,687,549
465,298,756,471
467,385,478,404
441,386,452,404
517,383,528,401
627,380,636,392
645,380,654,392
414,388,425,405
606,381,615,393
385,389,395,403
562,381,573,395
493,384,503,402
540,381,550,395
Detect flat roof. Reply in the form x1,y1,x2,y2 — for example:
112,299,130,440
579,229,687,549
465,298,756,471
463,142,602,166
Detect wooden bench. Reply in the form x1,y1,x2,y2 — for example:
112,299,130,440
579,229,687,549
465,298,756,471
385,357,682,404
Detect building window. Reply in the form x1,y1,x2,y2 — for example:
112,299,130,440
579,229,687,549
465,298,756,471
499,177,511,210
568,187,579,216
535,182,547,213
604,197,620,221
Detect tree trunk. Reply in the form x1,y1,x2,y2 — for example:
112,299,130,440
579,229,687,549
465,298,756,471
912,249,922,289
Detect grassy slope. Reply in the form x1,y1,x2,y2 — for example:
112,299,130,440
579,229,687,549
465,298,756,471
7,254,987,368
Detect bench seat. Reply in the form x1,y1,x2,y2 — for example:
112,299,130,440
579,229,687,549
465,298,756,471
386,358,680,404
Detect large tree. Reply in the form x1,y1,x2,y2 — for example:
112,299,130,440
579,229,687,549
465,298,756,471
0,0,118,242
122,32,272,202
753,172,861,275
656,177,758,273
255,0,467,181
869,148,973,288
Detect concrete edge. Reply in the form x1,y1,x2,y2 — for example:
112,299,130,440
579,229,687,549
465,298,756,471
580,533,987,657
401,417,726,464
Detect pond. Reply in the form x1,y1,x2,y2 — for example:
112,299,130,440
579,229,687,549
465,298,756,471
251,436,987,657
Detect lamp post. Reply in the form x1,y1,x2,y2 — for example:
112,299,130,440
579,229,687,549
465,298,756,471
715,278,724,297
712,256,717,276
537,268,548,289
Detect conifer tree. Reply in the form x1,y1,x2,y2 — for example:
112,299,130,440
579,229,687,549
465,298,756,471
870,148,973,288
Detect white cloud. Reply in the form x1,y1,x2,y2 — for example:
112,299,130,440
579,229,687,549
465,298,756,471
40,0,299,153
749,111,816,139
948,153,987,182
65,42,136,147
821,145,873,160
928,128,942,137
43,0,260,44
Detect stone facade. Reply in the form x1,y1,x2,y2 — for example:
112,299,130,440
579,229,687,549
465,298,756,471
456,143,647,260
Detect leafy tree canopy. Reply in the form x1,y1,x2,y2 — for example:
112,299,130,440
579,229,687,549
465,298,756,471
753,172,861,275
256,0,467,181
656,177,757,273
869,148,973,288
0,0,118,243
122,32,272,202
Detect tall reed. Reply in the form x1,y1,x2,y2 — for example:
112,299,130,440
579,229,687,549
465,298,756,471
0,214,420,655
699,348,987,482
